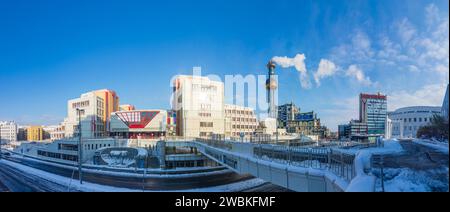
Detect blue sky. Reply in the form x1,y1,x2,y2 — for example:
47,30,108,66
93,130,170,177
0,0,448,130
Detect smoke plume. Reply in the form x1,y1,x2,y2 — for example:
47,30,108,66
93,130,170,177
272,54,311,89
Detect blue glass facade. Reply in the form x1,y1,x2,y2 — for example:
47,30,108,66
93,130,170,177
360,93,387,137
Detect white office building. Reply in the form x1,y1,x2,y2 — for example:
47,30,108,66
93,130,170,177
172,75,225,138
388,106,441,139
224,104,258,139
0,121,18,142
64,92,105,138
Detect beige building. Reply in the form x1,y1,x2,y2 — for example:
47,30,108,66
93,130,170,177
50,124,65,141
65,91,106,138
64,89,120,139
224,104,258,138
27,126,44,141
172,75,225,138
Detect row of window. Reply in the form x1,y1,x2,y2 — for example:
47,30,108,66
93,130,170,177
231,132,253,136
392,126,421,131
72,101,90,109
85,143,111,150
232,125,257,129
38,150,78,162
225,109,254,116
199,112,211,117
199,132,212,137
200,122,214,127
231,117,257,122
392,117,431,123
192,84,218,92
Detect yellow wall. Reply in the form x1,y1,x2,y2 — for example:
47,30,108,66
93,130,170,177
94,89,120,129
119,104,135,111
27,126,43,141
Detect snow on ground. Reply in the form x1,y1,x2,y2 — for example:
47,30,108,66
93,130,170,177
413,139,449,154
0,159,137,192
346,139,405,192
373,167,449,192
0,159,266,192
185,178,267,192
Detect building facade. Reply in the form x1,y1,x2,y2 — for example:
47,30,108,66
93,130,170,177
110,110,168,139
360,93,387,140
166,110,177,137
388,106,442,139
286,111,321,136
93,89,120,132
348,120,368,142
172,75,225,138
119,104,135,111
277,103,300,128
64,91,106,138
338,120,369,142
224,104,258,138
338,124,350,140
0,121,17,142
50,124,65,141
17,126,28,141
27,126,44,141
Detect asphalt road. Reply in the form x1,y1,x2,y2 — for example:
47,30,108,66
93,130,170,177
0,155,254,191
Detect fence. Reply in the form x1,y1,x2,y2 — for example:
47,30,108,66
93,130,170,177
195,137,356,181
196,138,232,151
253,145,355,181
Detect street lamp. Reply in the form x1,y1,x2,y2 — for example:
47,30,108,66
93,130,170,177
76,108,85,184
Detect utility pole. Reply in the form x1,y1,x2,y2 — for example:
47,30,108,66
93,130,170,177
77,108,85,184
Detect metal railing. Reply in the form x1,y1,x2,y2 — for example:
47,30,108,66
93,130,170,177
196,138,232,151
253,145,355,181
195,137,357,181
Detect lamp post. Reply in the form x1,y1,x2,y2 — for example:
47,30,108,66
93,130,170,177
76,108,85,184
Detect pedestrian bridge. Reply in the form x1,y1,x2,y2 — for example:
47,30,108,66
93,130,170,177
166,139,357,192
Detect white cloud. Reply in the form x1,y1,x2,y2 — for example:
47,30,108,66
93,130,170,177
272,54,311,89
388,83,448,111
426,4,440,26
313,59,337,86
396,18,417,45
408,65,419,72
345,65,372,86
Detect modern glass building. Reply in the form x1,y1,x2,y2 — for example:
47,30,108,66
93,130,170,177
359,93,387,140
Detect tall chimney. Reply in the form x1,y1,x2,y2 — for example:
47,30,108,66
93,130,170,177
266,60,277,118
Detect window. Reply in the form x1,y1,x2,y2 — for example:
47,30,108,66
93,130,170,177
424,118,427,122
200,122,213,127
419,118,422,122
